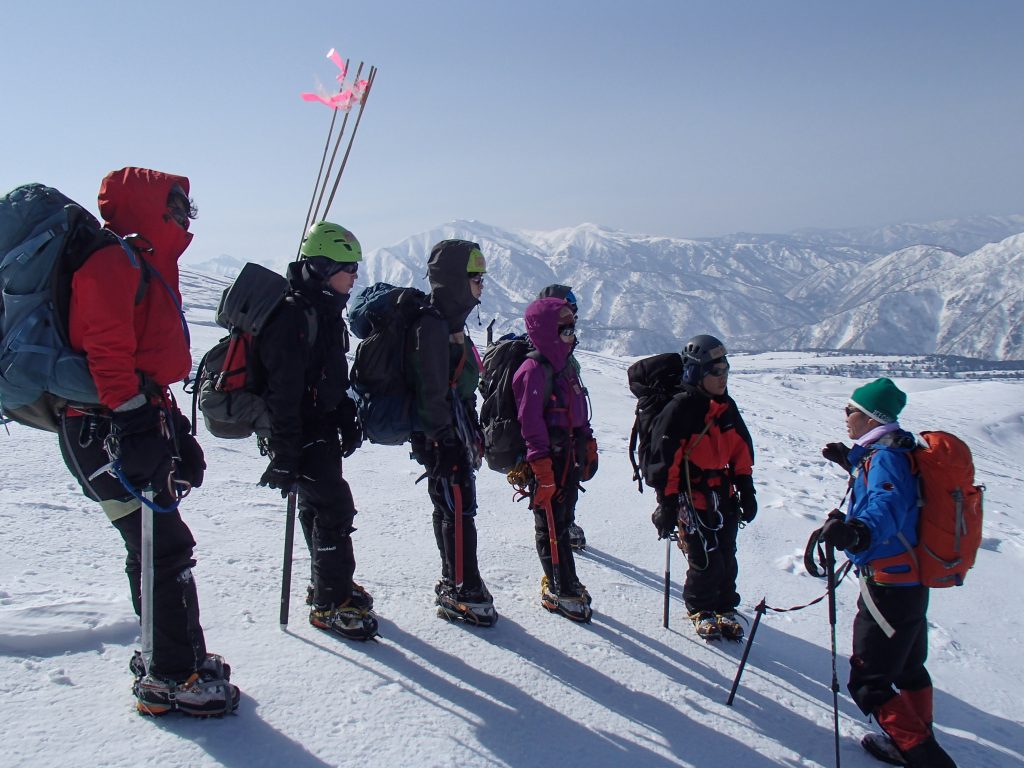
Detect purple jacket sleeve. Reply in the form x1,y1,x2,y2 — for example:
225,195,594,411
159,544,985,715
512,358,551,461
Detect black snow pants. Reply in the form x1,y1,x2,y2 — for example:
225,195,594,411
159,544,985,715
295,431,358,608
58,412,207,681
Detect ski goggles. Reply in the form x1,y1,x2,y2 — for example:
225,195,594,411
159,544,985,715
332,262,359,274
703,362,730,377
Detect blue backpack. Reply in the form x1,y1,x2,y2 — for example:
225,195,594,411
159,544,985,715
0,184,147,431
348,282,436,445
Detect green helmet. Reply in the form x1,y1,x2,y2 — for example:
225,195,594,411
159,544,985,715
300,221,362,263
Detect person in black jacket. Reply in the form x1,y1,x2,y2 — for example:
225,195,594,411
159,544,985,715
255,221,376,641
407,239,496,626
646,335,757,641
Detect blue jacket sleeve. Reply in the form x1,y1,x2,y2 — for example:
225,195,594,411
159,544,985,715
848,448,918,563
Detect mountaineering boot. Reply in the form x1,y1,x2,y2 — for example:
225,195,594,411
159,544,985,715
689,610,722,641
861,732,908,766
309,603,380,641
132,654,240,717
130,651,231,683
540,575,593,623
874,695,958,768
568,522,587,551
307,581,374,611
435,580,498,627
901,736,957,768
715,610,745,641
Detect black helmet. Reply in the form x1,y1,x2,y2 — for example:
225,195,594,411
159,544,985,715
538,284,578,315
682,334,727,386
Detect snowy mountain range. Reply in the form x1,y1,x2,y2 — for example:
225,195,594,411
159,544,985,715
188,215,1024,360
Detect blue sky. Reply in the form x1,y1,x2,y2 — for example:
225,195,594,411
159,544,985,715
3,1,1022,263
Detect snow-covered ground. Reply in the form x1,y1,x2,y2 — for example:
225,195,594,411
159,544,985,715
1,275,1022,767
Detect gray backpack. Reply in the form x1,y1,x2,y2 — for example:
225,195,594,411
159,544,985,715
193,263,316,439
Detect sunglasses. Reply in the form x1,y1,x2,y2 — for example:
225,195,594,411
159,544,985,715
332,262,359,275
558,325,576,338
704,363,730,377
469,275,485,286
845,405,859,417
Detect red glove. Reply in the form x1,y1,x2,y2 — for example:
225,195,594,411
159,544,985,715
530,457,557,509
581,437,599,481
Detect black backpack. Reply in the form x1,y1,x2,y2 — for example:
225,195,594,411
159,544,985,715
0,183,149,431
193,263,316,439
348,282,436,446
478,333,553,473
627,352,685,492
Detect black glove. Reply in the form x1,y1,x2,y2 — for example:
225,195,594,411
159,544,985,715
259,455,301,498
821,513,871,553
172,411,206,489
434,438,465,476
822,442,853,473
651,494,679,540
111,402,172,491
734,474,758,524
336,396,363,458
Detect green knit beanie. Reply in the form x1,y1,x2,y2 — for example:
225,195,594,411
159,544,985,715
849,377,907,424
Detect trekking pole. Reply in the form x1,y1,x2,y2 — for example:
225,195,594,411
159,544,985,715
662,535,672,628
140,488,155,675
826,543,842,768
279,490,297,627
726,598,767,705
323,65,377,218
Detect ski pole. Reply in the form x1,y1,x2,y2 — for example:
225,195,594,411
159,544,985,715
279,490,297,627
727,598,767,705
663,535,672,628
826,543,842,768
140,488,155,675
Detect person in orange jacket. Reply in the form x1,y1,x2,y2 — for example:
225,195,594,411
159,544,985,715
646,334,756,641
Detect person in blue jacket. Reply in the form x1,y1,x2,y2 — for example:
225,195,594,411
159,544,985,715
820,378,956,768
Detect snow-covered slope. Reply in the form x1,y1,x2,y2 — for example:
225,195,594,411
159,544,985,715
1,286,1022,766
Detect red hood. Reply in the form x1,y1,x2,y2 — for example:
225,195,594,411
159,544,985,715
98,167,193,260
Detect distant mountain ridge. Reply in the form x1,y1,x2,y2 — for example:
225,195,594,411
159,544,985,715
186,215,1024,360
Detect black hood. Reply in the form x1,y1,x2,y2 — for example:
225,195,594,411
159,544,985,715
287,260,350,312
427,239,480,331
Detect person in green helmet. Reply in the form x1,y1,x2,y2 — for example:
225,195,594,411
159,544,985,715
253,221,378,641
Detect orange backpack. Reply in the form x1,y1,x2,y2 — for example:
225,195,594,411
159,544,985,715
870,431,984,588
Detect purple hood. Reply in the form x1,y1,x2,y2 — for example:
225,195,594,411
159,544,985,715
524,298,572,372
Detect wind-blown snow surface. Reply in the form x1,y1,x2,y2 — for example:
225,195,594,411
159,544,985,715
1,281,1022,767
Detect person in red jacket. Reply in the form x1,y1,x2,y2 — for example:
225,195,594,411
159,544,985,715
645,334,757,641
58,167,239,717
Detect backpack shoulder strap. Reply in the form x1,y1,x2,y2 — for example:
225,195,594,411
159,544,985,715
525,349,556,403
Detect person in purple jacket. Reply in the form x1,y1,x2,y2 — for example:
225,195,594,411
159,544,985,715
512,297,597,622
